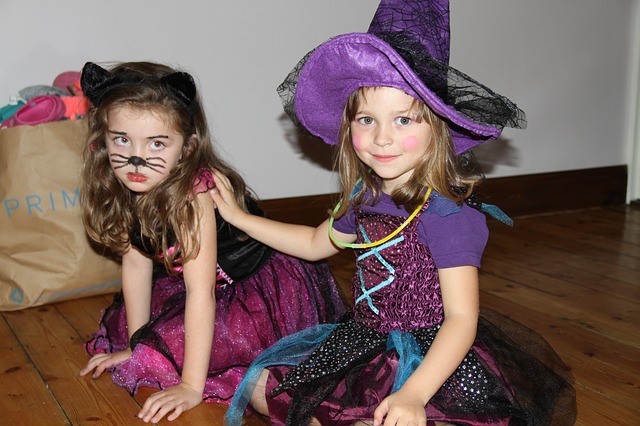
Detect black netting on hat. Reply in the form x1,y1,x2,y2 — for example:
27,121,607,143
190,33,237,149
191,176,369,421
277,50,312,130
377,31,526,129
368,0,451,63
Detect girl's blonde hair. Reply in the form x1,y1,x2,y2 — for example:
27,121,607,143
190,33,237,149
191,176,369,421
333,87,481,218
81,61,251,272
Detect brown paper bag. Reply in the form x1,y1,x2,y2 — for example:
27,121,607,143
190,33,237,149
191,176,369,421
0,119,121,311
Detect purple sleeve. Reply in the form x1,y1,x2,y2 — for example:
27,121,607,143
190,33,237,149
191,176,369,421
419,202,488,269
331,207,357,235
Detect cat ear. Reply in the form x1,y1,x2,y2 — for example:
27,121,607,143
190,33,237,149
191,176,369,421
80,62,118,106
162,72,197,113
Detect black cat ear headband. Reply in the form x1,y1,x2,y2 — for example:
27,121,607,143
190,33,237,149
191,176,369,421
80,62,199,117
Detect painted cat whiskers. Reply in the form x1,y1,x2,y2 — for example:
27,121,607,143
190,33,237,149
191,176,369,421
110,154,167,173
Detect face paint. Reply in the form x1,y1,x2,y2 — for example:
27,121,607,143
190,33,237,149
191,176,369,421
401,135,420,150
106,107,185,193
352,134,362,150
110,154,168,174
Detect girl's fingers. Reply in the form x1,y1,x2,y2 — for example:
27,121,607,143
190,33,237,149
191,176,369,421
79,353,108,376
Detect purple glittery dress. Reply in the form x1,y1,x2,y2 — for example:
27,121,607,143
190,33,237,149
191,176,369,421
84,169,346,404
231,191,575,425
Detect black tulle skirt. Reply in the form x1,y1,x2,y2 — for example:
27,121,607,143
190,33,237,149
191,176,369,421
228,308,576,425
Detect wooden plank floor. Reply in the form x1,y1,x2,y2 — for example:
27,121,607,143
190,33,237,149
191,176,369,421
1,205,638,425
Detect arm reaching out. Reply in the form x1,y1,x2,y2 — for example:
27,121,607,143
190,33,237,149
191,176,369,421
210,169,354,261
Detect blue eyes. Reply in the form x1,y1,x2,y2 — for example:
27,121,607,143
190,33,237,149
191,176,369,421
358,116,375,125
396,116,412,126
356,116,413,126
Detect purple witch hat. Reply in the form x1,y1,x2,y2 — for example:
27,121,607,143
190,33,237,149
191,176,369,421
278,0,526,154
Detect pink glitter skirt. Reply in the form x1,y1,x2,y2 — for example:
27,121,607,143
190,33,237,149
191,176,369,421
84,252,346,404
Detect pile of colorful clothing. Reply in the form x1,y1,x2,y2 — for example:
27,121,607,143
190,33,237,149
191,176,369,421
0,71,88,129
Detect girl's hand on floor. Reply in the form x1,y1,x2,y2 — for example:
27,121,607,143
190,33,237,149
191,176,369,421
137,382,203,423
79,349,132,379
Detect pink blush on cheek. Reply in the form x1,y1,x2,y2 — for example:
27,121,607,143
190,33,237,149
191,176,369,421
402,135,420,150
352,134,362,150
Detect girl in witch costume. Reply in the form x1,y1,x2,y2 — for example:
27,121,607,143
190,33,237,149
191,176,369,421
214,1,576,425
78,61,345,423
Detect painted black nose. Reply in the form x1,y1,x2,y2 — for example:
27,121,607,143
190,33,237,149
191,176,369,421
128,156,146,167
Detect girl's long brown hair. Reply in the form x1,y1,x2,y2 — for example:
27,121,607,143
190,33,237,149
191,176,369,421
333,87,482,218
81,62,251,273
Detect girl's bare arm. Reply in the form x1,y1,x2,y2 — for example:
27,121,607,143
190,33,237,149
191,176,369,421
210,169,354,261
374,265,480,425
180,192,217,393
138,192,217,423
121,245,154,338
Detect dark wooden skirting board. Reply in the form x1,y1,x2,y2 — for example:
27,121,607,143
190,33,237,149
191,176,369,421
260,165,628,223
477,165,628,217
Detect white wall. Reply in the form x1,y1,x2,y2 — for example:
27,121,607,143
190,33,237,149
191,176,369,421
0,1,636,200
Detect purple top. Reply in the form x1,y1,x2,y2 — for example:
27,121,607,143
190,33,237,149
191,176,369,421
331,190,488,333
332,191,488,269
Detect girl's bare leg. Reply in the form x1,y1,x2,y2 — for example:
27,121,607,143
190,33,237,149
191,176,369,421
250,369,323,425
248,369,270,416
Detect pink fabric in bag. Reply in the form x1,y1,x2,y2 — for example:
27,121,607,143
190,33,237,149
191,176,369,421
0,95,66,129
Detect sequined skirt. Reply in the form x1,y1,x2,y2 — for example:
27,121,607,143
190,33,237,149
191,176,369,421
229,309,576,425
84,252,346,404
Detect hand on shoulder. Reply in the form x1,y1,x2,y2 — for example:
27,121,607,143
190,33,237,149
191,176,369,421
209,169,244,225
